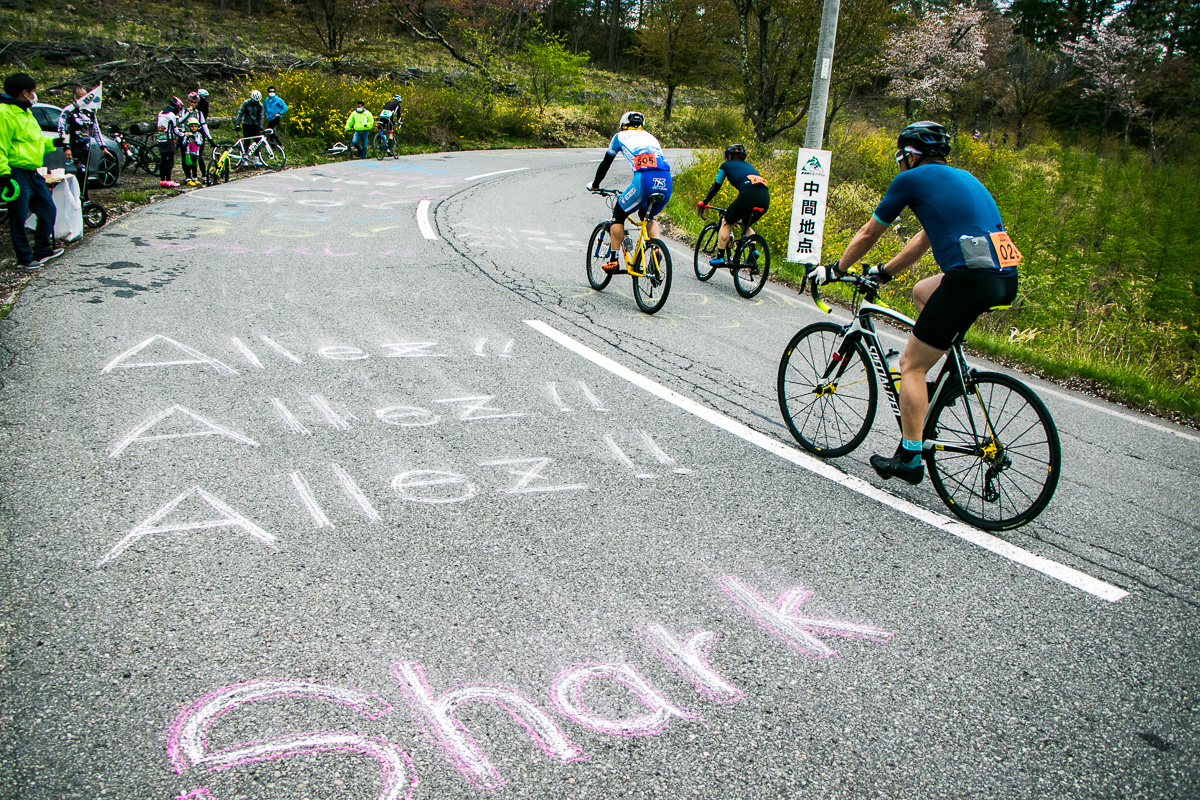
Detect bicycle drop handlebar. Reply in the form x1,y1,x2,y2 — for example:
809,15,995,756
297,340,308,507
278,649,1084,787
799,265,883,315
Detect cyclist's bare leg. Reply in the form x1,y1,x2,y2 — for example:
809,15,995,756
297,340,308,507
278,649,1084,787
898,335,946,440
647,218,660,239
913,272,943,312
717,219,733,250
608,222,625,253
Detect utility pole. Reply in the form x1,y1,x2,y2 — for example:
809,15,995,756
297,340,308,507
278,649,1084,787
803,0,841,149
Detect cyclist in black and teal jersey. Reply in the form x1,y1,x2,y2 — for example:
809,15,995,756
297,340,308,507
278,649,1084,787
812,120,1020,485
378,95,402,148
696,143,770,266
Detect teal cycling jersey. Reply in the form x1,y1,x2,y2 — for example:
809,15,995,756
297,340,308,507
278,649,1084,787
873,163,1014,275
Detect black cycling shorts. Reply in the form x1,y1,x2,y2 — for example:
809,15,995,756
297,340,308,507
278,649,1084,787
913,269,1018,351
725,183,770,230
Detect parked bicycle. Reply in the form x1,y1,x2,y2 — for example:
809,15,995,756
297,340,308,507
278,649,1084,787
220,130,286,171
586,188,673,315
205,143,233,185
776,265,1061,530
693,204,771,298
106,124,158,177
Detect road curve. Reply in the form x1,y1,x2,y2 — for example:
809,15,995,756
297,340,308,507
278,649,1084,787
0,149,1196,800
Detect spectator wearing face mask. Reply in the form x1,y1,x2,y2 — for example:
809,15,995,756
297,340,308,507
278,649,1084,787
263,86,288,145
344,100,373,159
0,72,62,270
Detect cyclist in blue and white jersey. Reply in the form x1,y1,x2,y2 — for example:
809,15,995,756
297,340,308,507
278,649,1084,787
812,120,1020,486
586,111,672,272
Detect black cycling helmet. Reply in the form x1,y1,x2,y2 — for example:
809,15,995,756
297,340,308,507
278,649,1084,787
619,111,645,129
724,143,747,160
897,121,951,158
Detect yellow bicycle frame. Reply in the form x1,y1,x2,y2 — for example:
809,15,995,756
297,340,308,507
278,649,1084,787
621,217,663,279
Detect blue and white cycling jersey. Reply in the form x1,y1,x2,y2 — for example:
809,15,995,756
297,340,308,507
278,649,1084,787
607,129,670,172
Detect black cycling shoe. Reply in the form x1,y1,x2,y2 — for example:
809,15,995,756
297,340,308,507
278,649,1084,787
870,453,924,485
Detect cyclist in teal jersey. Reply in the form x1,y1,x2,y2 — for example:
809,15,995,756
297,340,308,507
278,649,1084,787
812,121,1019,485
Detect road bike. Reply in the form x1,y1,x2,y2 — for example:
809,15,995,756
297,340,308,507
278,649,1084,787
107,126,153,176
372,119,399,160
776,266,1060,530
586,188,673,315
693,204,771,298
220,130,287,171
205,143,233,185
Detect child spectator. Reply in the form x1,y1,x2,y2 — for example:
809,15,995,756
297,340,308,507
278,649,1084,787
180,120,204,185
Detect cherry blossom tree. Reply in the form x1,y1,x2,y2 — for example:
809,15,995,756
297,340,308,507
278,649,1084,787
883,5,988,132
1062,23,1152,143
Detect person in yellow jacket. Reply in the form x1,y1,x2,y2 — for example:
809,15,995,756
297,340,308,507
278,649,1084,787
344,100,373,159
0,73,61,270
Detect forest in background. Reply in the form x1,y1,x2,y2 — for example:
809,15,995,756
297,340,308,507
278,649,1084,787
2,0,1197,418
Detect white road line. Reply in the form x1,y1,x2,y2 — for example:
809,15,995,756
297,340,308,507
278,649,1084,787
464,168,529,180
416,200,437,240
525,319,1129,604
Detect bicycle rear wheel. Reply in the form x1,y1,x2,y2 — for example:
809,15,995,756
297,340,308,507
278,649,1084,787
585,221,614,291
632,238,672,314
693,223,720,281
925,371,1061,530
777,322,878,457
372,132,389,160
732,233,770,298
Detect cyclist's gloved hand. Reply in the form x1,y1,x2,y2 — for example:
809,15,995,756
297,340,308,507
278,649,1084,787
585,182,596,193
811,262,843,286
866,264,892,284
696,201,707,212
0,175,19,203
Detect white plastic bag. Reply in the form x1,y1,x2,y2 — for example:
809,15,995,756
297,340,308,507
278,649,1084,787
49,173,84,242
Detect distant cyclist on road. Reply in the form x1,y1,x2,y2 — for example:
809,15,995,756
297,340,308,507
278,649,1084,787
378,94,402,150
696,143,770,267
811,120,1020,485
585,111,672,272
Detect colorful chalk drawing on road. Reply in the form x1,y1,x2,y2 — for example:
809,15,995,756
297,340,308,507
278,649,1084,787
168,680,417,800
168,576,893,797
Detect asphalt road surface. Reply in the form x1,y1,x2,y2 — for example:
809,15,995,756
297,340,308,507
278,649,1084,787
1,149,1197,800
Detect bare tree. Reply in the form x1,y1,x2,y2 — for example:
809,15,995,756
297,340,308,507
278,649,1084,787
285,0,377,57
1003,36,1073,146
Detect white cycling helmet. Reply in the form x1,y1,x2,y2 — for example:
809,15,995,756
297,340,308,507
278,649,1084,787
619,111,644,129
392,94,403,102
196,89,209,98
250,90,262,102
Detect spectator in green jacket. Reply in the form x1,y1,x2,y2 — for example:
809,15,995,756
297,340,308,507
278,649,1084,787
344,100,373,158
0,73,61,270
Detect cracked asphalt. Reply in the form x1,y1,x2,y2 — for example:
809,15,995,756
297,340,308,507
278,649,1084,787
0,149,1197,800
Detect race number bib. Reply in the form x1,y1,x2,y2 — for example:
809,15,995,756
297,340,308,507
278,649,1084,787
988,231,1023,267
633,152,657,171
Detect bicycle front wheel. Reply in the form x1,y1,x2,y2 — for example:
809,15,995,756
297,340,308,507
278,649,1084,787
259,142,286,170
778,322,878,457
733,233,770,298
925,371,1061,530
693,223,720,281
632,238,672,314
585,221,613,291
